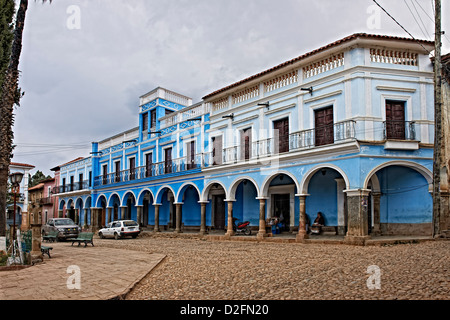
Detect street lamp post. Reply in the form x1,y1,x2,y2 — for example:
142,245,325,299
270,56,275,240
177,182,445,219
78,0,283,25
9,172,24,248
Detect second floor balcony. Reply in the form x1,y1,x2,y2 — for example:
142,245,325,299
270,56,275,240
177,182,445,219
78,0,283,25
60,119,428,191
53,180,90,195
94,155,203,187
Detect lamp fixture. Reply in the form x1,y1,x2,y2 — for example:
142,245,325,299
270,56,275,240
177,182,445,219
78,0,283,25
149,131,162,135
257,102,270,109
123,139,138,144
189,117,202,122
9,172,24,187
301,87,313,95
222,113,234,120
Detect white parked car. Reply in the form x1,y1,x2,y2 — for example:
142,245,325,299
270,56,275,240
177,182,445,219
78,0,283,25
98,220,140,240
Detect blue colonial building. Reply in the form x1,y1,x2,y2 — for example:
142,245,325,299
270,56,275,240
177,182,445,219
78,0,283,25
53,33,438,243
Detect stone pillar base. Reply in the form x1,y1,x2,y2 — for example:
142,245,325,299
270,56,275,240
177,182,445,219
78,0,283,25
296,232,309,242
30,251,43,264
256,231,268,240
344,235,371,246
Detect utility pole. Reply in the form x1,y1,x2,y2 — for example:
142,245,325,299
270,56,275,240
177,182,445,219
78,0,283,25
432,0,442,238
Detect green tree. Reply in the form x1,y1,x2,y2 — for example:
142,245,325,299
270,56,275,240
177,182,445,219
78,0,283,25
0,0,52,238
28,170,51,188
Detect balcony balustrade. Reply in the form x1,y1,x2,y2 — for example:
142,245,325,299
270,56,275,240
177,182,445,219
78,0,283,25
52,180,90,194
383,121,416,141
80,119,424,188
94,155,203,187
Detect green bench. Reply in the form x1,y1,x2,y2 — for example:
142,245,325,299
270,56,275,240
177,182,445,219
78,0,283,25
71,232,94,247
41,245,53,258
43,231,59,243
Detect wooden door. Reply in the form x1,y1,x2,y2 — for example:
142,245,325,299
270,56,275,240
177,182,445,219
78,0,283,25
142,112,148,132
274,118,289,153
212,136,223,165
187,141,195,170
315,106,334,146
213,194,226,230
150,109,157,129
102,166,107,185
241,128,251,160
146,153,153,177
115,161,121,183
165,148,173,174
129,158,136,180
386,101,405,140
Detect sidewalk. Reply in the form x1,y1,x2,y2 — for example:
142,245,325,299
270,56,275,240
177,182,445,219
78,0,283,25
0,241,165,300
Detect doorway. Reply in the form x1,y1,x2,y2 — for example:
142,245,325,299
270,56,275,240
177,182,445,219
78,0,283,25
213,194,226,230
273,194,290,232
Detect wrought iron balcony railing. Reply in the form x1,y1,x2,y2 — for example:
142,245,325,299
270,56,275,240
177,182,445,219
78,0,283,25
94,155,202,187
202,120,357,167
52,180,90,194
383,121,416,141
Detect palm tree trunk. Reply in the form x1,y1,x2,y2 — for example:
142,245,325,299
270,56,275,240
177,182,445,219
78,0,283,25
0,0,28,238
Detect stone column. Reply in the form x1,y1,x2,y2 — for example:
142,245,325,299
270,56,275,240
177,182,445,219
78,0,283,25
136,206,142,226
83,208,88,230
344,189,371,245
174,203,183,233
372,192,381,235
120,206,126,220
154,204,161,232
30,212,43,263
257,198,267,239
225,200,235,237
107,207,113,224
74,209,79,225
296,194,309,242
199,202,208,235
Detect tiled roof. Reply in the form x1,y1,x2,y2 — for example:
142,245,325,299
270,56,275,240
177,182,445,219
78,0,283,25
10,162,35,168
60,157,85,167
203,33,434,100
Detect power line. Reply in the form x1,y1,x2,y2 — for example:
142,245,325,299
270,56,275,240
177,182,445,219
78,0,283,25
372,0,427,49
410,0,432,39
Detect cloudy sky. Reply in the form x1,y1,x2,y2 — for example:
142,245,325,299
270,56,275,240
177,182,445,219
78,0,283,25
11,0,450,176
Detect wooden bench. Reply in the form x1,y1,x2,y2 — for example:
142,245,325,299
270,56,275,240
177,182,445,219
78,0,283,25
71,232,94,247
43,231,59,243
41,245,53,258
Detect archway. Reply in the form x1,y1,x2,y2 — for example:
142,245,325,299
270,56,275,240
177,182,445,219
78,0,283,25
301,166,349,235
203,182,227,231
229,177,260,232
137,189,154,227
108,193,121,222
122,192,137,221
177,183,201,231
155,187,176,230
262,173,299,233
366,164,432,236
